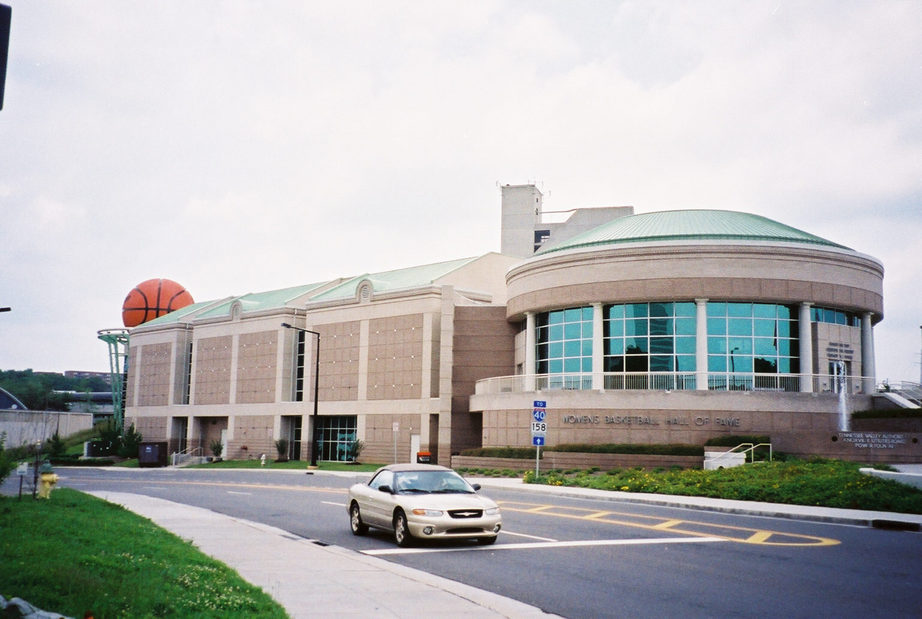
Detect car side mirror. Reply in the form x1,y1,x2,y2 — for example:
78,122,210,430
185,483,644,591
471,483,481,491
378,485,393,494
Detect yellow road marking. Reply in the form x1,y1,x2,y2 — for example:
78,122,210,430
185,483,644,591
65,477,840,547
746,530,774,544
497,500,839,547
652,519,684,530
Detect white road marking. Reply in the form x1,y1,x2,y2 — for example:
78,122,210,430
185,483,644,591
363,536,726,556
227,490,252,496
323,501,346,507
501,530,557,542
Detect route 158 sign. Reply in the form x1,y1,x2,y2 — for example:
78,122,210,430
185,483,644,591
532,400,547,440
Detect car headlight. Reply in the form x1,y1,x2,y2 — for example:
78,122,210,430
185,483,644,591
411,508,443,517
485,507,500,516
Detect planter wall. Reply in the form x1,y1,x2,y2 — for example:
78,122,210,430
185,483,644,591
453,452,703,471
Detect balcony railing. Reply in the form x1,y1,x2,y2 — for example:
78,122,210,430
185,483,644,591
474,372,869,396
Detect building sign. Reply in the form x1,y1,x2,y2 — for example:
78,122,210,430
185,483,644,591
838,432,908,449
561,414,741,427
826,342,854,362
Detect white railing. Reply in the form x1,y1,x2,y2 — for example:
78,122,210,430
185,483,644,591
475,372,870,396
704,442,772,470
170,445,203,467
889,381,922,405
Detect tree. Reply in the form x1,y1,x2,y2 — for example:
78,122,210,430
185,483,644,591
118,424,143,458
46,432,66,458
0,432,15,486
0,369,105,411
274,438,289,462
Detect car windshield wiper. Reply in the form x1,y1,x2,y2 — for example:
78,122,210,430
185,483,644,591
399,488,430,494
431,488,473,494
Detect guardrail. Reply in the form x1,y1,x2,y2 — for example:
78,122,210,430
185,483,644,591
170,445,203,467
704,442,773,470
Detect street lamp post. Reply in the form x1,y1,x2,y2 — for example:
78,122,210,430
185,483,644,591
730,346,740,390
281,322,321,467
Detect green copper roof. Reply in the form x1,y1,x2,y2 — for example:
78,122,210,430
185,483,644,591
195,283,327,319
139,282,327,327
311,256,480,302
537,210,850,255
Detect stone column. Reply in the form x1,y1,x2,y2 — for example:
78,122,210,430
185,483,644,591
592,303,604,391
525,311,536,392
861,312,876,394
799,302,813,393
695,299,708,391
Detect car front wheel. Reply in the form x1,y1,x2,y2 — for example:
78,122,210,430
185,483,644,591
393,509,414,547
350,503,368,536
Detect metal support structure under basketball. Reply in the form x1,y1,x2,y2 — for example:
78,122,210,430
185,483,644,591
97,328,129,432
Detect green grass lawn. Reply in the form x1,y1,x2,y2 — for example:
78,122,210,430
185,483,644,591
0,489,288,619
524,458,922,514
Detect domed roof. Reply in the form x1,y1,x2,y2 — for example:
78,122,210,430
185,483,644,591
536,209,850,255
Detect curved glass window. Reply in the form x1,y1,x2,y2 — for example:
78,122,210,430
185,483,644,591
536,307,593,383
707,302,799,378
604,302,696,373
811,306,861,327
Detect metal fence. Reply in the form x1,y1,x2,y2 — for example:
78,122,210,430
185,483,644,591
475,372,868,395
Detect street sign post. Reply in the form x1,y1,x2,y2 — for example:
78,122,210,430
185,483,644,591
531,400,547,477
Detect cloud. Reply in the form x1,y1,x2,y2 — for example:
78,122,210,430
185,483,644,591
0,0,919,383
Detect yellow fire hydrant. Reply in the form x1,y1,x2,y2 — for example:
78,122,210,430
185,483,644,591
38,471,58,499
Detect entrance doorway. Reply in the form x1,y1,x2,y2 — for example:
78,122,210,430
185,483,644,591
170,417,188,455
281,415,302,461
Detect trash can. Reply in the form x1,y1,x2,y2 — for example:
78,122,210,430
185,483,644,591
416,451,431,464
138,442,168,467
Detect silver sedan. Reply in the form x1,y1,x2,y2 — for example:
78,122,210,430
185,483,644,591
347,463,502,546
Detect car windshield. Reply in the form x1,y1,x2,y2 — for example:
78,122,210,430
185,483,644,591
393,470,473,494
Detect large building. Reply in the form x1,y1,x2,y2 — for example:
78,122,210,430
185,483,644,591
125,185,915,465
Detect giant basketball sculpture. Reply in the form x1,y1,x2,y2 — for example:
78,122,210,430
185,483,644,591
122,278,194,327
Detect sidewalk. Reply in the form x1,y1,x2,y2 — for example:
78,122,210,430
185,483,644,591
90,466,922,618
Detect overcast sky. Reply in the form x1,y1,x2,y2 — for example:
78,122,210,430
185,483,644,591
1,1,920,385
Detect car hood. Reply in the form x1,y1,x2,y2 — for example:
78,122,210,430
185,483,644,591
395,492,498,510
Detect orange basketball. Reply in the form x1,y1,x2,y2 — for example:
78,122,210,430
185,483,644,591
122,279,194,327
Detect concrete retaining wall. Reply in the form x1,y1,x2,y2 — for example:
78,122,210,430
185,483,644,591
0,410,94,447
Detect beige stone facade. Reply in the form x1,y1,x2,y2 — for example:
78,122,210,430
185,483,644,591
125,253,520,466
123,188,917,466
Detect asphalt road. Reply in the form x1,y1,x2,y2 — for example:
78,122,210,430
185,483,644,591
9,467,922,618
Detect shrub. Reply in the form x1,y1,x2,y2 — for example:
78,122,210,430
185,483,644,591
348,439,365,462
96,419,122,455
209,439,224,458
704,435,770,447
48,455,115,467
118,424,143,458
46,432,67,458
852,409,922,420
274,439,289,461
460,447,539,459
552,443,704,456
0,432,15,485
